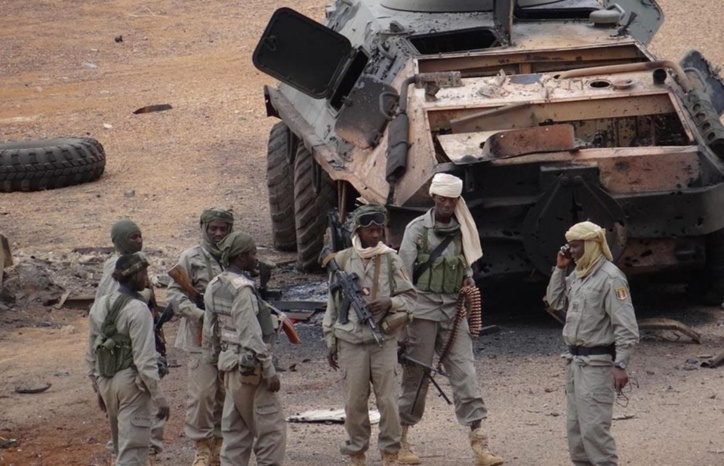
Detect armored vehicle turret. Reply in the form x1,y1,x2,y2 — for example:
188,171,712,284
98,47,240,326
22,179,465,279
254,0,724,299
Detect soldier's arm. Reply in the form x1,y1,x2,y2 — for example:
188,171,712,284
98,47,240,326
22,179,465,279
128,301,163,400
545,266,569,311
202,289,220,365
604,275,639,366
389,254,417,313
398,222,419,278
322,280,338,349
85,301,102,379
167,251,204,320
233,287,276,379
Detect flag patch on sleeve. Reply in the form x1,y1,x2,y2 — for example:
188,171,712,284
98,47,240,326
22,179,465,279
615,287,628,300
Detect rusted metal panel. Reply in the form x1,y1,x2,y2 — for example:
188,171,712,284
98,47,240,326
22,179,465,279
490,146,700,193
481,124,576,159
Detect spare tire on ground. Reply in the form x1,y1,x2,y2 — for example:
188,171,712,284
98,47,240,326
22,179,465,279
0,137,106,192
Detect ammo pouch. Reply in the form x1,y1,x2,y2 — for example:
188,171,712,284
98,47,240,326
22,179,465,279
415,254,466,294
94,294,135,378
380,311,411,336
239,350,262,385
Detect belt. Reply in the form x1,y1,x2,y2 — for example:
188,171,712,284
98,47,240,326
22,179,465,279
568,344,615,357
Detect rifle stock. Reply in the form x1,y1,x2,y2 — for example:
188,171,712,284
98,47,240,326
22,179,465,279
167,264,204,345
268,304,301,345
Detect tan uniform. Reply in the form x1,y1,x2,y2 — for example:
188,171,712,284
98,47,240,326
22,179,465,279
203,266,286,466
397,210,488,427
94,253,164,453
85,289,166,466
323,248,416,456
168,245,225,441
546,259,639,466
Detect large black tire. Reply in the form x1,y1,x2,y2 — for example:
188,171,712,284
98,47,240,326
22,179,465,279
0,137,105,192
293,144,335,271
267,122,298,252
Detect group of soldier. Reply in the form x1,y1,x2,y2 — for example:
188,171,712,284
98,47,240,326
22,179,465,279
85,172,639,466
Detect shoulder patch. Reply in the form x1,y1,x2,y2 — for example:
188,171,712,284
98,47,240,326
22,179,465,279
615,286,628,301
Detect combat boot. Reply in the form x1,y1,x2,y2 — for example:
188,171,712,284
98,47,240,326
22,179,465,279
348,452,366,465
469,428,504,466
381,450,399,466
397,425,421,464
192,438,213,466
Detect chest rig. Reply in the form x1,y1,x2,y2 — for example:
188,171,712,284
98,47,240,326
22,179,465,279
414,226,466,294
212,273,275,348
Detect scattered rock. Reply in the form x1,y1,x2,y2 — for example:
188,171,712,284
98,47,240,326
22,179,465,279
124,189,136,197
114,35,123,43
82,62,98,69
103,123,113,129
60,325,76,335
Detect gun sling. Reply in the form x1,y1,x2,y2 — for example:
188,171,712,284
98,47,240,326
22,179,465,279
412,234,455,284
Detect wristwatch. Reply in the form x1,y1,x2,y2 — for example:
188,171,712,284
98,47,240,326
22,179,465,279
614,361,627,370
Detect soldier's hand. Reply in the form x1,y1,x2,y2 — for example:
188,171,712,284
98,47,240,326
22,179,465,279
327,347,339,371
613,367,629,392
462,277,475,287
156,395,171,421
368,297,392,316
556,250,572,269
266,374,281,392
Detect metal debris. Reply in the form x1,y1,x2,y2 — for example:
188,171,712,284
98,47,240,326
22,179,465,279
14,382,52,394
133,104,173,114
638,318,702,344
287,408,380,425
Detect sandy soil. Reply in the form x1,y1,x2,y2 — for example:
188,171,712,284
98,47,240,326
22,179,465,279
2,1,724,465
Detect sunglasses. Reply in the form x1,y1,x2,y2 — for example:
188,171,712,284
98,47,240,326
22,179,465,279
357,212,387,227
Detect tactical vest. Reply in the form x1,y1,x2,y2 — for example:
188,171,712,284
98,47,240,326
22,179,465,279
213,273,275,350
94,293,136,377
414,226,466,294
332,248,396,311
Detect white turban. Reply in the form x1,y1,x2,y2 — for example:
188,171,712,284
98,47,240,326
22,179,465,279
565,221,613,278
429,173,483,266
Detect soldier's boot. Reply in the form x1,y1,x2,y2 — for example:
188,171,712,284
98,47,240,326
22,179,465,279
191,438,214,466
469,428,504,466
210,437,222,466
397,425,421,465
381,450,399,466
146,455,156,466
348,452,366,465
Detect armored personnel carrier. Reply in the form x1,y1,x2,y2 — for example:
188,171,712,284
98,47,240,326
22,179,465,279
253,0,724,297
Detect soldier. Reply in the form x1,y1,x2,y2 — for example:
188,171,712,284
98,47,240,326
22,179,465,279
168,208,234,466
85,253,171,466
397,173,504,466
95,219,143,301
546,221,639,466
202,231,286,465
94,219,166,456
323,204,417,466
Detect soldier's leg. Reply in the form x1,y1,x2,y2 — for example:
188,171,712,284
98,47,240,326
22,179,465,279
185,352,223,440
398,318,439,426
567,362,592,466
252,380,287,465
98,376,121,456
437,319,487,426
150,400,165,454
370,338,402,455
115,369,153,466
577,364,617,466
338,339,373,456
220,371,255,466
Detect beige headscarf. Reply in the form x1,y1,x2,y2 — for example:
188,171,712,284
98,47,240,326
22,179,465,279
429,173,483,266
218,231,255,268
565,221,613,278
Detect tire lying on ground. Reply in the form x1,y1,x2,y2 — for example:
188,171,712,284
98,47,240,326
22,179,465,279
0,137,106,192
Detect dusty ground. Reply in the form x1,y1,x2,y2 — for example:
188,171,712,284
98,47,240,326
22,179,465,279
2,1,724,465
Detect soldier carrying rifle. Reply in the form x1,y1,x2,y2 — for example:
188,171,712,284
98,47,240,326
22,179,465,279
397,174,504,466
323,204,416,466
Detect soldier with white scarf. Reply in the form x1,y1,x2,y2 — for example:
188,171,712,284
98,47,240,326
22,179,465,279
546,221,639,466
397,173,504,466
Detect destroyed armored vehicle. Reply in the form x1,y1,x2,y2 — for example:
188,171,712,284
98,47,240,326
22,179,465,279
253,0,724,297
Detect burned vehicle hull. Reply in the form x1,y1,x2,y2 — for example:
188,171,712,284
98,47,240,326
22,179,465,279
254,0,724,295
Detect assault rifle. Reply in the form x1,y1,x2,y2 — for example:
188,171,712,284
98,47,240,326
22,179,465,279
398,346,452,414
327,255,384,346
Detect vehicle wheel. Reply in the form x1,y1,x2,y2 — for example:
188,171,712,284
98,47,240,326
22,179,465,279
267,122,298,252
293,144,335,271
0,137,105,192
